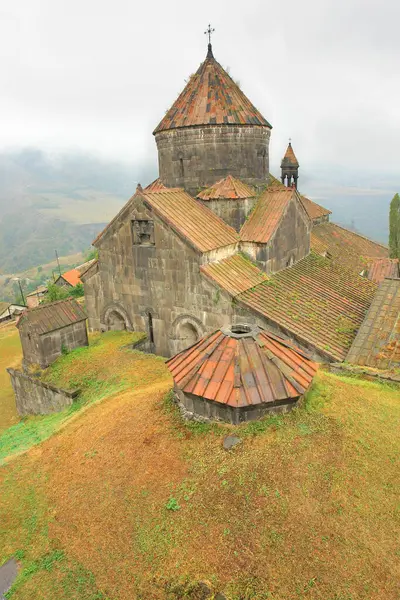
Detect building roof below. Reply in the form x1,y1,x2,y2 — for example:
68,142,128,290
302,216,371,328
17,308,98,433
166,325,317,408
236,252,377,361
144,178,168,192
311,222,388,273
141,188,238,253
365,258,399,284
240,188,299,243
17,298,87,335
299,195,331,221
201,253,269,297
57,269,82,287
197,175,255,200
346,277,400,369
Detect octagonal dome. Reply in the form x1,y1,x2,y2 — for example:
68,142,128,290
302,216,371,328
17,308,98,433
166,324,318,424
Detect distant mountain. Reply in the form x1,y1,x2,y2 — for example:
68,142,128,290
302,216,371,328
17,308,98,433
0,148,396,273
0,149,157,273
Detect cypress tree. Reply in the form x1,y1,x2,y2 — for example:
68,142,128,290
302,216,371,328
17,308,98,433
389,193,400,259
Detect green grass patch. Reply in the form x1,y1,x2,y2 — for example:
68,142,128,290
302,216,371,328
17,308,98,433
0,331,154,464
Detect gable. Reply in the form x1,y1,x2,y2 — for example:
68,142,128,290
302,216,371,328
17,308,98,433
240,188,310,244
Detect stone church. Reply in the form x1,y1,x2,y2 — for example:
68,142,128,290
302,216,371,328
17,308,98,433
82,40,391,363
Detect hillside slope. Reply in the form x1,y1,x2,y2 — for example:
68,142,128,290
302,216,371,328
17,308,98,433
0,334,399,599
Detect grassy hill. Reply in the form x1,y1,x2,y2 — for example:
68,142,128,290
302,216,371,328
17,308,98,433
0,330,399,599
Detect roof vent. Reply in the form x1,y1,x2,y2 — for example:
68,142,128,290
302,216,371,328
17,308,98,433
223,323,259,339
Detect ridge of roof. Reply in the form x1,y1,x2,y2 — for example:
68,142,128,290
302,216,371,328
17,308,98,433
197,175,256,200
153,49,271,134
141,188,238,253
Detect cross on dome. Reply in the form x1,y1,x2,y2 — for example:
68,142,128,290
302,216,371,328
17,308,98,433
204,23,215,45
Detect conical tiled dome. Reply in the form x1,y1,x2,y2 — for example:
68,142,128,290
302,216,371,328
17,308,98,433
167,324,317,411
153,45,271,134
281,142,299,168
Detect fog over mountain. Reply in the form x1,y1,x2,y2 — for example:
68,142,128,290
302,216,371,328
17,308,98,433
0,0,398,273
0,146,395,275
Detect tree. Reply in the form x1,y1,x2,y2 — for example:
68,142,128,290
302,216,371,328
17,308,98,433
69,283,84,298
389,193,400,259
42,283,69,303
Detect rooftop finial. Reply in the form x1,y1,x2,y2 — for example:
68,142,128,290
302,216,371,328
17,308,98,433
204,23,215,58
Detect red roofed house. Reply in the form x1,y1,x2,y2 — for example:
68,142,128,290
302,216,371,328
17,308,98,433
55,268,82,289
82,38,388,365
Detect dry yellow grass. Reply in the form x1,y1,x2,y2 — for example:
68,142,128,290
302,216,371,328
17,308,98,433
0,340,399,599
0,322,21,432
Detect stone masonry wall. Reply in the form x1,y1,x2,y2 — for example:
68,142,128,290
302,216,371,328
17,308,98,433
155,125,271,194
198,197,257,232
39,321,89,368
242,196,310,274
7,368,79,416
85,194,239,356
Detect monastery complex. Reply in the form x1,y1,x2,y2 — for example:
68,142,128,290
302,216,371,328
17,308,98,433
81,40,399,368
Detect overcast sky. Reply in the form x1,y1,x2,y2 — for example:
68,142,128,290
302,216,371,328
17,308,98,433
0,0,399,180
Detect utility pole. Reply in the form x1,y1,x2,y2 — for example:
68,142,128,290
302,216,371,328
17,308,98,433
13,277,26,306
55,249,62,277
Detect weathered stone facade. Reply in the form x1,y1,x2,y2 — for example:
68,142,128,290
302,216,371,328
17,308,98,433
155,125,271,194
198,196,257,232
7,368,79,416
174,389,298,425
18,302,88,369
84,196,240,357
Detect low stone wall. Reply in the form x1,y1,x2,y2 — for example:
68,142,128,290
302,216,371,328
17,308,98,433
7,368,80,416
327,363,400,385
174,389,298,425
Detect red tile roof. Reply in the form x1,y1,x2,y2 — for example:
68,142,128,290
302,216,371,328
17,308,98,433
237,252,377,361
299,195,331,221
311,222,388,273
281,142,299,167
347,278,400,369
166,325,317,408
59,269,81,286
240,188,300,243
17,299,87,335
141,189,238,253
153,46,271,134
197,175,255,200
144,178,168,192
366,258,399,284
201,254,269,297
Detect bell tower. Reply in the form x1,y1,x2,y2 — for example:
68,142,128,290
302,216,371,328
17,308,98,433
281,141,299,189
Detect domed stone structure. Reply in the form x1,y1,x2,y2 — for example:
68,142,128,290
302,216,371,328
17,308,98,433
166,324,317,424
153,44,272,194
